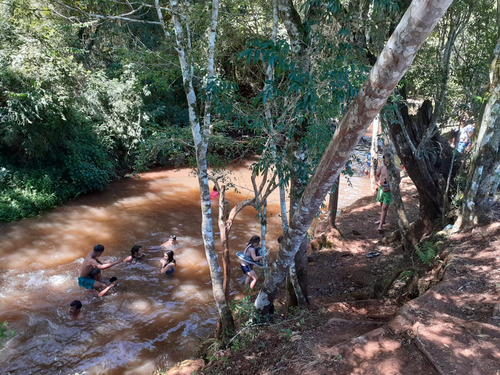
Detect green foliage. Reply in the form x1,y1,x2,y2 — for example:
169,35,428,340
0,321,15,347
416,241,437,266
230,294,262,326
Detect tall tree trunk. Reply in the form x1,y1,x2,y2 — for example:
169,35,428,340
165,0,234,339
255,0,454,314
455,33,500,228
370,116,380,192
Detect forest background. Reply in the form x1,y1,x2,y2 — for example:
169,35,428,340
0,0,499,360
0,0,496,222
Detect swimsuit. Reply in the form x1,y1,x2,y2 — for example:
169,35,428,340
78,277,95,290
165,268,174,275
241,264,253,274
89,268,100,278
377,186,392,206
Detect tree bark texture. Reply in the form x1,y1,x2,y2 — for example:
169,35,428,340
388,98,454,232
255,0,454,314
456,34,500,228
167,0,234,338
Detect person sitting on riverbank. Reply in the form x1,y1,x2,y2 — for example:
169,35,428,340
160,249,176,275
78,244,123,297
69,300,86,320
161,235,178,248
240,235,263,290
123,245,144,264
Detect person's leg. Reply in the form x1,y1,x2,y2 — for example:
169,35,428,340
378,203,389,231
93,280,106,291
248,270,258,290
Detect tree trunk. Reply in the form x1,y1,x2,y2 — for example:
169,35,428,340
328,176,340,227
388,98,454,232
166,0,234,339
255,0,454,314
455,34,500,228
370,116,380,192
382,132,415,251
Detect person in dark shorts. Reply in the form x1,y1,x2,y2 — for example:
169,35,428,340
78,244,123,297
240,235,263,290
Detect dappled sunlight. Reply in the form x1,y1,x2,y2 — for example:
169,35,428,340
0,163,379,374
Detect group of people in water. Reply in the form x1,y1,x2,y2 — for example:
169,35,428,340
69,235,178,319
69,233,266,319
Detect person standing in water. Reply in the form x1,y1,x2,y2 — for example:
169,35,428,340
240,235,263,290
78,244,123,297
160,249,176,275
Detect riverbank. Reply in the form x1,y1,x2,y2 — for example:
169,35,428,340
162,177,500,375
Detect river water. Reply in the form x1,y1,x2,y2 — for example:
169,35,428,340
0,163,371,374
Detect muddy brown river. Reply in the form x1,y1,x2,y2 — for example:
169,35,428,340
0,163,371,374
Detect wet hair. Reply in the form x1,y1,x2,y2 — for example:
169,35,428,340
277,235,284,244
170,235,177,241
213,185,218,192
131,245,142,257
248,235,260,245
164,249,176,264
70,300,82,310
94,244,105,253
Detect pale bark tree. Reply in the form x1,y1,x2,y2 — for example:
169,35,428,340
158,0,234,338
54,0,235,339
211,171,277,302
255,0,454,314
455,32,500,228
370,116,380,192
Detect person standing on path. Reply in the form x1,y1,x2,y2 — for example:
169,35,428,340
375,154,400,232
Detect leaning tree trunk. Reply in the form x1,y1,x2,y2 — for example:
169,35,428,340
455,34,500,229
388,97,454,232
255,0,454,314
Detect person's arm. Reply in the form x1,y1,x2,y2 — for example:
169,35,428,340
91,258,122,270
375,165,382,184
249,248,263,262
98,282,116,297
160,263,174,274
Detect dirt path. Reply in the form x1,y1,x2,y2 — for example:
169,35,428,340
164,178,500,375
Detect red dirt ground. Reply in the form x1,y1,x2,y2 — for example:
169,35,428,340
164,177,500,375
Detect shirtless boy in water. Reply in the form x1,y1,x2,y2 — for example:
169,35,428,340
78,244,123,297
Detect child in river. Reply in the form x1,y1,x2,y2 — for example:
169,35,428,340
69,300,86,320
123,245,144,264
160,249,176,275
161,235,178,248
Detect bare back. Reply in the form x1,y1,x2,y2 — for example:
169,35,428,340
79,251,100,277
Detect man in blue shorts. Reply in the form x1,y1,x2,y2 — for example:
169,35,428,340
78,244,123,296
